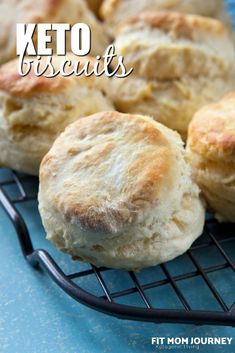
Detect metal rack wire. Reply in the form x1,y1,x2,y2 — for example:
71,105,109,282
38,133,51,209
0,168,234,326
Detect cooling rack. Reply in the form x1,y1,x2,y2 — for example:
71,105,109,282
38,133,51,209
0,168,234,326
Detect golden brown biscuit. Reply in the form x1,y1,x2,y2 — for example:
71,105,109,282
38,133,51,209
111,12,235,139
0,0,110,65
0,57,114,175
38,111,205,270
101,0,232,32
116,12,234,79
186,93,235,222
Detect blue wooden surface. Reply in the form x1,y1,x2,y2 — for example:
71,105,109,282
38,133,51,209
0,194,234,353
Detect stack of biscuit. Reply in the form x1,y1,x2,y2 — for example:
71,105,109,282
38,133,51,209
0,0,113,175
0,0,110,65
110,11,235,139
100,0,232,33
0,0,234,269
0,57,114,175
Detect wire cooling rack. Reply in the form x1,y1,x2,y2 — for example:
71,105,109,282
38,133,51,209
0,168,234,326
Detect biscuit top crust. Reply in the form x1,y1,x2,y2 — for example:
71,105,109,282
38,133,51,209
119,11,227,37
40,112,178,234
112,11,234,80
0,56,105,98
100,0,119,17
188,93,235,159
101,0,229,28
0,59,67,98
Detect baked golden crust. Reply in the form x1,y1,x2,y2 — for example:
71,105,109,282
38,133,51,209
40,112,174,233
0,56,114,175
38,111,205,269
0,54,105,98
113,12,234,82
186,93,235,222
111,75,235,140
101,0,231,30
188,93,235,160
110,10,235,139
122,11,226,37
0,60,67,98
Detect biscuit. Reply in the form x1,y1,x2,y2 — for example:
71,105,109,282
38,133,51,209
111,75,235,139
111,12,235,139
0,57,114,175
0,0,110,65
186,93,235,222
38,111,205,270
101,0,232,32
